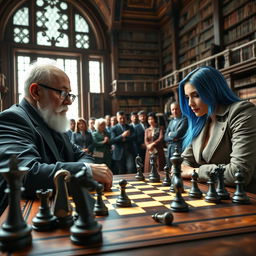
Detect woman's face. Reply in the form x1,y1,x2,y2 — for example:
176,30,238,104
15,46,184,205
184,82,208,117
98,122,106,132
78,121,87,131
148,116,156,126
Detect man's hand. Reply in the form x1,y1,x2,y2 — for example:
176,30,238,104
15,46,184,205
89,163,113,191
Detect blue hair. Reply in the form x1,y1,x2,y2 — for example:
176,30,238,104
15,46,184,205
179,66,240,149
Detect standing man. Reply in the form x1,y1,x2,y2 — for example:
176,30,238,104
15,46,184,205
129,111,139,128
105,114,112,133
66,118,76,140
111,111,136,174
164,102,188,167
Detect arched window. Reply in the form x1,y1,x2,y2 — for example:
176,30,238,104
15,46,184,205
3,0,108,119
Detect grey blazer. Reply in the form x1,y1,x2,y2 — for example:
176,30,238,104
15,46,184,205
182,100,256,193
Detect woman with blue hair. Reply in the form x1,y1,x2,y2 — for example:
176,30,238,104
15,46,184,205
179,66,256,193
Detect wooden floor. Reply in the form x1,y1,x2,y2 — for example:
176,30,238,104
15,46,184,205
1,173,256,255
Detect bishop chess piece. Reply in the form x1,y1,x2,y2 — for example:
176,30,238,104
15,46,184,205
189,170,202,198
32,189,57,231
0,156,32,252
170,148,189,212
216,165,230,200
69,168,102,245
205,170,221,203
152,212,174,225
94,183,109,216
162,164,171,186
149,151,160,183
232,169,250,204
116,179,132,207
135,155,145,181
52,169,73,228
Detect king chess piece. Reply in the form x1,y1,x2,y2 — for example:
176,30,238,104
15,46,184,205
0,155,32,251
149,151,160,183
135,155,145,181
170,148,189,212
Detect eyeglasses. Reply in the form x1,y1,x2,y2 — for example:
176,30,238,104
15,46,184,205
37,83,76,102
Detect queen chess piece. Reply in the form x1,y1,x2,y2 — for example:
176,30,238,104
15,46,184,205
0,155,32,251
216,165,230,200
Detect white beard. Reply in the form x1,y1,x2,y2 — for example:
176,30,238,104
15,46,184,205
37,103,69,133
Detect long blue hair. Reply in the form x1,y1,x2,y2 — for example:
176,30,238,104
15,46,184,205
178,66,240,149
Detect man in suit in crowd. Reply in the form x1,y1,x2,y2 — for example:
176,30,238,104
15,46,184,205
66,118,76,140
0,62,112,215
164,102,188,167
111,111,136,174
129,111,139,128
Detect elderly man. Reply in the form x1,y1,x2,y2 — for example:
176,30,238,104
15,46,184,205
0,62,112,214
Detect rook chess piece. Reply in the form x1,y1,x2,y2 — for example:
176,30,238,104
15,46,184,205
135,155,145,181
149,151,160,183
205,170,221,203
116,179,132,207
216,165,230,200
162,164,171,186
32,189,57,231
94,183,109,216
152,212,174,225
189,170,202,198
0,156,32,251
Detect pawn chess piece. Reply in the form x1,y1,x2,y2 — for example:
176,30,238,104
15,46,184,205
135,155,145,181
152,212,174,225
52,169,74,228
162,164,171,186
232,169,250,204
94,183,109,216
189,170,202,198
116,179,132,207
149,151,160,183
0,156,32,251
32,189,57,231
216,165,230,200
205,170,221,203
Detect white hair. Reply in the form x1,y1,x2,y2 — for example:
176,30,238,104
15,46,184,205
95,118,106,130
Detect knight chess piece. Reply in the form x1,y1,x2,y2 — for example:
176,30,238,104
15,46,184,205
205,170,221,203
162,164,171,186
152,212,174,225
149,151,160,183
32,189,57,231
189,170,202,198
69,168,102,245
135,155,145,181
232,169,251,204
116,179,132,207
170,148,189,212
216,165,230,200
52,169,74,228
0,155,32,252
94,183,109,216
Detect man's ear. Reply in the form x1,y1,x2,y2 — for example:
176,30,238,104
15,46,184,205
29,83,40,101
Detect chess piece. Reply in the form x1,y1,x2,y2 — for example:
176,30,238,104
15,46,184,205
149,151,160,183
205,170,221,203
170,148,189,212
189,170,202,198
52,169,74,228
162,164,171,186
135,155,145,181
32,189,57,231
216,165,230,200
0,156,32,252
116,179,132,207
69,168,102,245
94,183,109,216
152,212,174,225
232,169,251,204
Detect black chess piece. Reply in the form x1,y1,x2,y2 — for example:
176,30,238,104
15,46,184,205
135,155,145,181
52,169,74,228
189,170,202,198
152,212,174,225
170,149,189,212
232,169,251,204
149,151,160,183
69,169,102,245
116,179,132,207
162,164,171,186
205,170,221,203
94,183,109,216
0,156,32,252
216,165,230,200
32,189,57,231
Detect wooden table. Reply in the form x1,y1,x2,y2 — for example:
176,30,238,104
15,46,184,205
1,174,256,256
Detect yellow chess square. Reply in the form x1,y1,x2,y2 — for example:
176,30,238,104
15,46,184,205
115,207,146,215
187,200,215,207
128,181,145,184
136,201,163,207
148,182,162,186
158,186,171,191
125,188,141,193
135,185,154,189
152,196,172,201
129,194,151,199
105,203,115,210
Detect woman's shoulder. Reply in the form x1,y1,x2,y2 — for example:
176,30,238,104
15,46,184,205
229,100,256,116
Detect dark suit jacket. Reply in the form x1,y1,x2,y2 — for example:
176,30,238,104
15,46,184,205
134,122,149,157
110,123,136,161
0,98,94,212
